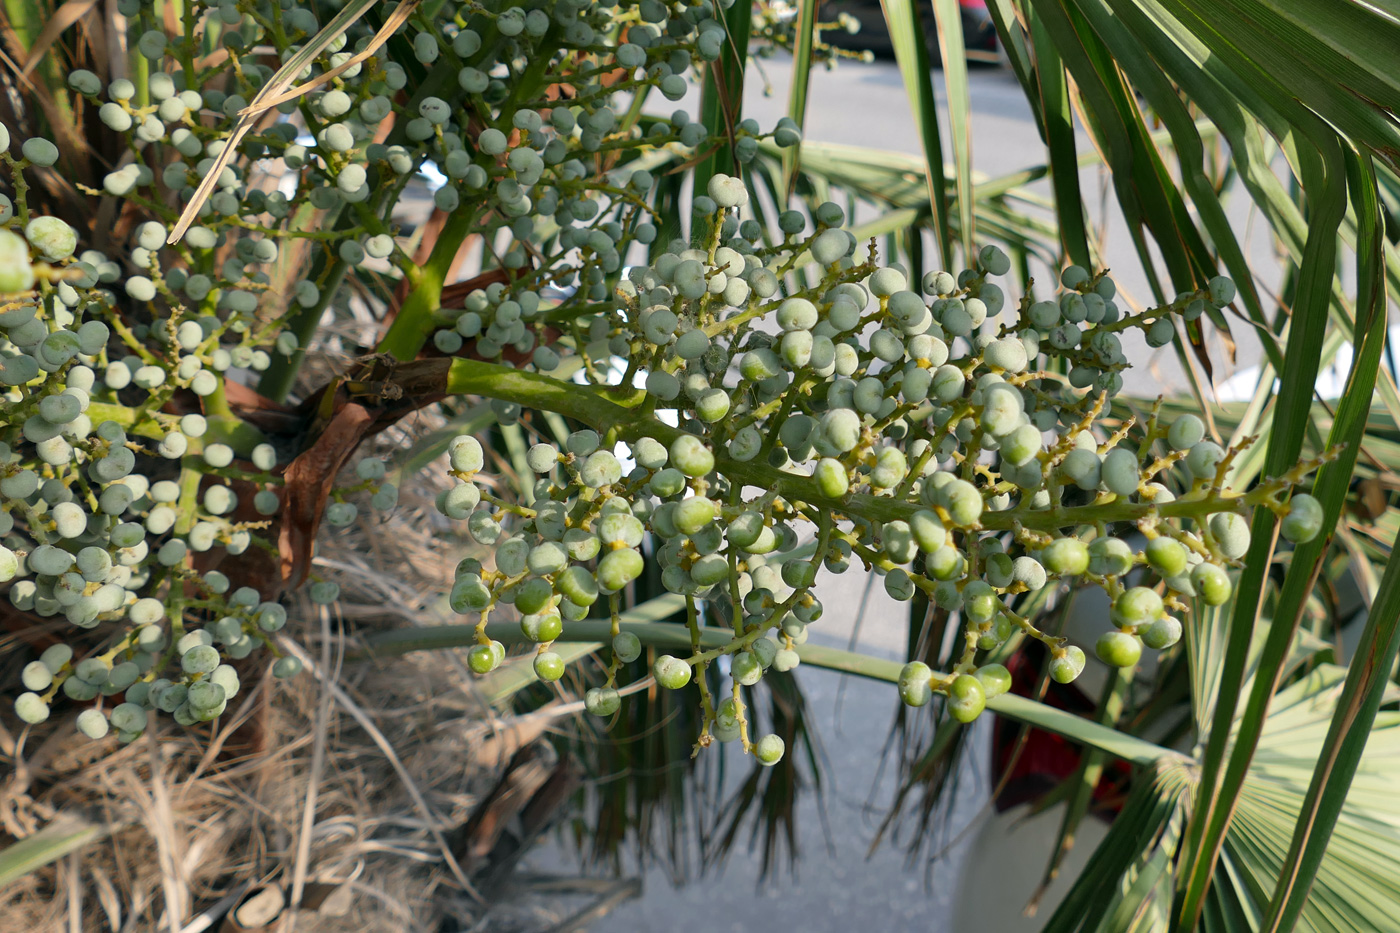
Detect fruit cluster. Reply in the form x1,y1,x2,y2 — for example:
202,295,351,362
427,178,1325,764
2,0,1324,766
2,0,796,739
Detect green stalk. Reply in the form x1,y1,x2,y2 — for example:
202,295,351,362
444,356,1292,534
361,619,1170,765
377,207,479,361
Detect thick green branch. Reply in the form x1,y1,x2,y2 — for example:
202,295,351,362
445,357,1257,533
360,618,1171,765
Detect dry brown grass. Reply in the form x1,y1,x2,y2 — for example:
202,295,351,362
0,326,603,933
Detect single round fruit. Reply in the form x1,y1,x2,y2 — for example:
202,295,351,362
754,733,785,766
653,654,693,690
1096,631,1143,668
1210,512,1251,559
1191,562,1232,606
612,632,642,663
1280,493,1324,544
947,674,986,724
1140,616,1183,650
1145,537,1188,578
585,687,621,717
974,663,1012,700
469,642,500,674
1041,538,1090,576
897,660,933,701
1114,586,1163,625
533,652,566,681
1050,646,1086,684
76,708,109,739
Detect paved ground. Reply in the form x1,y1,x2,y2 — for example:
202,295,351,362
529,53,1274,931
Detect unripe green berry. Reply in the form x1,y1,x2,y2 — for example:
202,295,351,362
1209,512,1251,559
1041,538,1089,576
947,674,986,723
586,687,621,717
1186,441,1225,479
669,435,714,477
1114,586,1163,625
1280,493,1324,544
654,654,692,689
1096,631,1142,668
1191,562,1232,605
754,733,785,766
974,663,1012,699
1140,616,1182,650
1167,414,1205,451
1145,537,1189,578
534,652,566,681
1087,537,1134,577
613,632,642,663
469,642,501,673
1050,646,1086,684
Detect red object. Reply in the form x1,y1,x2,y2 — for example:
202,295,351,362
990,646,1133,815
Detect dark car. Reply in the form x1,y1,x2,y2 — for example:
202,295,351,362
819,0,1002,65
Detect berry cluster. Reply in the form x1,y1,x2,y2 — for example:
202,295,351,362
2,0,1324,768
2,0,799,740
427,180,1325,764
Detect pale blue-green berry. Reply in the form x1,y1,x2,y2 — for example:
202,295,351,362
1210,512,1251,558
0,229,35,292
76,708,110,739
272,657,303,678
1058,448,1101,491
25,216,78,260
669,435,714,477
941,479,983,527
1146,318,1175,347
754,733,785,766
21,661,52,691
449,435,484,472
182,644,220,674
1280,493,1324,544
731,650,763,686
41,644,73,673
1182,440,1224,480
978,244,1011,276
931,364,965,403
810,229,850,265
1087,537,1134,577
706,173,748,209
613,631,642,663
777,297,819,332
1208,276,1236,306
585,687,621,717
772,649,800,672
1100,448,1140,496
1167,413,1205,451
21,137,59,166
1140,616,1182,650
